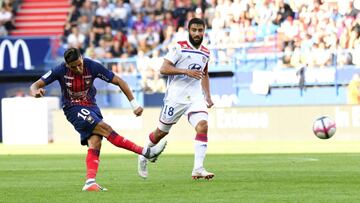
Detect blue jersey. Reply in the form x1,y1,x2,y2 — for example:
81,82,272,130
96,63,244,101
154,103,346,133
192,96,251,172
41,58,114,107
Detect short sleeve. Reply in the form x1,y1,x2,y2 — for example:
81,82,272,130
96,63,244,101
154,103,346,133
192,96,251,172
164,44,181,64
41,65,62,85
91,59,115,82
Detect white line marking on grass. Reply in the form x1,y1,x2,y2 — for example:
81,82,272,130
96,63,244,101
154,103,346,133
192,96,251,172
250,157,320,163
302,158,319,162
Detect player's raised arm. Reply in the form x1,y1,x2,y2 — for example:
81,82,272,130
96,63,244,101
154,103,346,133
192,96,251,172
111,75,143,116
160,59,204,80
29,79,46,98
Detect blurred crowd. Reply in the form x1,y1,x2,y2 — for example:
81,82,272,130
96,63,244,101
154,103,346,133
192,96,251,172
13,0,357,92
206,0,360,68
62,0,210,93
0,0,18,36
58,0,360,92
277,0,360,68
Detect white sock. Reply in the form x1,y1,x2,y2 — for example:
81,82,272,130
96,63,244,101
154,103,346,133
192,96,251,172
146,139,155,147
141,136,156,157
194,140,207,170
141,147,148,156
86,178,95,184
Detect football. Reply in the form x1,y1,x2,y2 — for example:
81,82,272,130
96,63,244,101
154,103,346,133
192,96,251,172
313,116,336,139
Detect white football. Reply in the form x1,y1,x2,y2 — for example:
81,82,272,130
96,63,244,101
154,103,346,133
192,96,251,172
313,116,336,139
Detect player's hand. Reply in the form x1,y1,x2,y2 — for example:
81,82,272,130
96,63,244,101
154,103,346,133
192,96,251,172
33,88,46,98
205,97,214,108
185,69,204,80
133,106,143,117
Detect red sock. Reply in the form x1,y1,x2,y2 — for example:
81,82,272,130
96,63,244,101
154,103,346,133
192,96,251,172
106,131,143,155
149,132,160,144
86,148,100,179
195,133,208,142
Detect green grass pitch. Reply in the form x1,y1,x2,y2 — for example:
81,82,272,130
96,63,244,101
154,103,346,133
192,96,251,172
1,153,360,203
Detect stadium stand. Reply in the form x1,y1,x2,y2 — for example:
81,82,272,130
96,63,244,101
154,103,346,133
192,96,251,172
11,0,70,36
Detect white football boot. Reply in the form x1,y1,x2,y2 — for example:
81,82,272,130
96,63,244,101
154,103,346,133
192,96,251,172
138,155,148,178
143,140,167,159
192,167,215,180
82,180,108,191
138,140,167,178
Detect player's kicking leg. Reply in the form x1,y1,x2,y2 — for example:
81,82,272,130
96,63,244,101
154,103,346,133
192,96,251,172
138,129,169,178
138,141,167,178
142,139,167,160
138,102,181,178
82,134,167,190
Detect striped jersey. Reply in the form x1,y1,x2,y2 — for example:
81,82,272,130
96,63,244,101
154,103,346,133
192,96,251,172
163,39,210,104
41,58,114,108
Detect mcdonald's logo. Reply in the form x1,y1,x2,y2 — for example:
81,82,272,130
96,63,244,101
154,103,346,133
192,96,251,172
0,39,32,71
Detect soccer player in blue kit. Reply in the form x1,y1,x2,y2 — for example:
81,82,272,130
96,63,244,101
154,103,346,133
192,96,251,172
29,48,167,191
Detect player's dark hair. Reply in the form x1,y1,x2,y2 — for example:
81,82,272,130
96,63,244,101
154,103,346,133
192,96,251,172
188,18,205,30
64,48,81,64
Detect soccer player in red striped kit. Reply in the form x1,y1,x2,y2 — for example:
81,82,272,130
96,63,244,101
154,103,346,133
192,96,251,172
30,48,167,191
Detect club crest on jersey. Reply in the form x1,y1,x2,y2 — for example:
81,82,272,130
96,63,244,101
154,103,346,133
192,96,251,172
66,82,72,87
85,79,91,85
202,56,207,63
86,115,95,124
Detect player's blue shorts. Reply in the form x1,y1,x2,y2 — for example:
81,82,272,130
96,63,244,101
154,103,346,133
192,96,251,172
63,105,103,146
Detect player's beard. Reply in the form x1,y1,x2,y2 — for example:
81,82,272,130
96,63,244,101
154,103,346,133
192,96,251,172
189,34,203,47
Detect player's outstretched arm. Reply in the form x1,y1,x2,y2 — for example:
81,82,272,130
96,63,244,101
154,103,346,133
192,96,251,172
30,79,46,98
111,75,143,116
